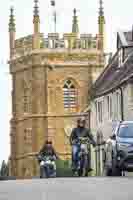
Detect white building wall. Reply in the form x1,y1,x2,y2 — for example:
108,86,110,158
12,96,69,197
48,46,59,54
123,84,133,120
90,83,133,140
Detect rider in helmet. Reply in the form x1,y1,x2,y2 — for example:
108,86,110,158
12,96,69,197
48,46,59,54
70,117,96,172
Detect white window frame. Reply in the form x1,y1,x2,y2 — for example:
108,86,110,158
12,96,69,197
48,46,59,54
116,91,121,119
118,48,123,68
95,98,103,124
106,95,113,121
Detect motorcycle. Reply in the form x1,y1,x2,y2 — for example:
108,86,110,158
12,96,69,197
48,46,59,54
37,154,56,178
74,137,91,177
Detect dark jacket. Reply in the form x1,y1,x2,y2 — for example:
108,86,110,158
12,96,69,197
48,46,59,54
70,127,96,147
39,145,58,158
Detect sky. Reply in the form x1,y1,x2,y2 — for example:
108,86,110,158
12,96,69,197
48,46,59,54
0,0,133,163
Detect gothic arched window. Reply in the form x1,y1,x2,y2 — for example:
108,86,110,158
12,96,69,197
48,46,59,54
63,79,78,111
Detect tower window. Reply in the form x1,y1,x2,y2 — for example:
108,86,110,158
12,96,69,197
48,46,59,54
23,88,29,113
22,80,31,115
63,79,77,111
24,128,32,153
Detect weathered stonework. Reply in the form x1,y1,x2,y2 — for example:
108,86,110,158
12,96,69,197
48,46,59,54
9,45,104,178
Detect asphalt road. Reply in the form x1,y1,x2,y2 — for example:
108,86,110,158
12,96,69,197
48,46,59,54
0,178,133,200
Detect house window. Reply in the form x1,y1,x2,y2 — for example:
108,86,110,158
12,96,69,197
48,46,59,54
116,92,121,119
63,79,77,111
106,95,113,120
97,101,103,123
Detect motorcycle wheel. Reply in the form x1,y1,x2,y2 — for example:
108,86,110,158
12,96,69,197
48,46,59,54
104,167,112,176
78,168,83,177
112,166,122,176
40,166,48,178
85,168,89,177
78,153,87,177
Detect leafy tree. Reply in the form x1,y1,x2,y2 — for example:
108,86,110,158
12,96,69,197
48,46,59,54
0,160,9,177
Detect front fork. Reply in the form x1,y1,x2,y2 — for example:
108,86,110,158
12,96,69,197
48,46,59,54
40,165,47,178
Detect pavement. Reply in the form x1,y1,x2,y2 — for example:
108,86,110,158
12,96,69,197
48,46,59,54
0,178,133,200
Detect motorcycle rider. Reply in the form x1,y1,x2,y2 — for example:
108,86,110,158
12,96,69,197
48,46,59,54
38,140,58,177
39,140,58,159
70,117,96,173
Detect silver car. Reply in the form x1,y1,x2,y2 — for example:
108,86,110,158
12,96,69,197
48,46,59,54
104,121,133,176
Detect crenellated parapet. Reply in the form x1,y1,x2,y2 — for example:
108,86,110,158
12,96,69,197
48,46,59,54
12,33,99,59
14,34,44,57
9,0,105,60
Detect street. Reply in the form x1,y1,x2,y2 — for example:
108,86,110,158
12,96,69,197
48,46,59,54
0,178,133,200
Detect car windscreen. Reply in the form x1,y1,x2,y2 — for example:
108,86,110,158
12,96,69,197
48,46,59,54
118,124,133,138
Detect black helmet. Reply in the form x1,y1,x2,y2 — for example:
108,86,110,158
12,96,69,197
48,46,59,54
77,117,86,126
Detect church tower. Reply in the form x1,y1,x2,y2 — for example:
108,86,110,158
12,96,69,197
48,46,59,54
9,0,105,178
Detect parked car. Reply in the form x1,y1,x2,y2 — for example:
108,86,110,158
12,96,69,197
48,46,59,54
104,121,133,176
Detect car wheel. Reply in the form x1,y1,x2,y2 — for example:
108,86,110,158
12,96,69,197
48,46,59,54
78,168,83,177
104,166,112,176
112,166,122,176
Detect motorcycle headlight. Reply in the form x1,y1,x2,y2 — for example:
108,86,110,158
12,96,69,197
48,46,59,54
117,143,131,149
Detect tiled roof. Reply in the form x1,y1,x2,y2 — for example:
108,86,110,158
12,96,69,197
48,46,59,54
117,30,133,48
92,47,133,98
124,31,133,45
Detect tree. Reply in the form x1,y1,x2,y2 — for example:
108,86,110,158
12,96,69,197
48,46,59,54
0,160,9,177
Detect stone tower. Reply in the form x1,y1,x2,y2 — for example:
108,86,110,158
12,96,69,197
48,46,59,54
9,0,105,178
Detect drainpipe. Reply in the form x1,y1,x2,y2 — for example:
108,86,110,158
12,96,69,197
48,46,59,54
118,87,124,121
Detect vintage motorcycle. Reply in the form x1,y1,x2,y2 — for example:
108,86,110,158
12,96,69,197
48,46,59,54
73,137,91,177
37,154,56,178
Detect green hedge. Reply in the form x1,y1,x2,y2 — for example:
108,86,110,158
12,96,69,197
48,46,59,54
56,159,73,177
56,159,95,177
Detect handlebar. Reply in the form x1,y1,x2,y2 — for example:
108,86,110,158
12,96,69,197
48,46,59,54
37,154,56,161
73,137,90,144
72,137,97,147
78,137,90,142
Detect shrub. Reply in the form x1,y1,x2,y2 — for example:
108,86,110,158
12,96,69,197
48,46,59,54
56,159,73,177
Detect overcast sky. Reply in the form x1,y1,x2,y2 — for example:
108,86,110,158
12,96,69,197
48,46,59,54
0,0,133,163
